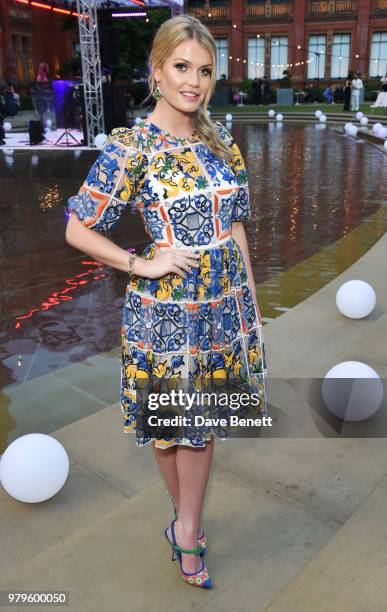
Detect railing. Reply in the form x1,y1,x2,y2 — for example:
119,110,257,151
245,3,293,19
308,0,357,16
185,6,231,19
371,0,387,11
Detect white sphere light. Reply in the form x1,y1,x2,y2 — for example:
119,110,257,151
46,119,52,128
322,361,383,422
135,116,142,124
225,113,233,121
348,124,358,137
276,113,283,121
268,109,275,117
344,122,352,133
0,434,69,503
372,123,382,133
355,111,364,120
315,110,322,118
360,116,368,126
94,133,107,149
336,280,376,319
319,114,327,122
3,122,12,132
377,126,387,139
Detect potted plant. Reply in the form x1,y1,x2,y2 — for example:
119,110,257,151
276,69,294,105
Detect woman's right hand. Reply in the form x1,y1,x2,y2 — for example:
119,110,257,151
140,247,201,280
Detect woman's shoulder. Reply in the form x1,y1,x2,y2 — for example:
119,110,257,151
105,124,146,152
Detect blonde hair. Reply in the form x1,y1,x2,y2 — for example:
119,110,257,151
141,15,233,164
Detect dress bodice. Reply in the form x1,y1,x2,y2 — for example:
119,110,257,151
67,119,251,250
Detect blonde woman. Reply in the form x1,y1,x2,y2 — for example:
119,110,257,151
65,15,268,589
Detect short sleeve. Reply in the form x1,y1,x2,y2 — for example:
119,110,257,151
66,127,147,232
215,121,251,223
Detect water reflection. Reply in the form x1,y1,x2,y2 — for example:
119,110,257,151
0,124,386,393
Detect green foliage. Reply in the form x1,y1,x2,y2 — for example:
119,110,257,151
279,69,292,88
107,8,170,81
240,77,253,94
364,78,384,101
58,53,81,79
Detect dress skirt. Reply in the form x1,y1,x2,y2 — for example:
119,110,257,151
120,234,268,449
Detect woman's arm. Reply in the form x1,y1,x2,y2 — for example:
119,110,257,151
66,213,148,275
231,221,262,324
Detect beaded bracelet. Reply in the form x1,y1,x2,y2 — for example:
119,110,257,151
128,252,137,276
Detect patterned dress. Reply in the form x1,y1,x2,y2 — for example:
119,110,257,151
67,118,268,449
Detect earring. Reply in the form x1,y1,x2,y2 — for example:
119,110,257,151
153,81,163,100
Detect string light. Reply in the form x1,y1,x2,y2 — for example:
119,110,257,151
218,22,386,72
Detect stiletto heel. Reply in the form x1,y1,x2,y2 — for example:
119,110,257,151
170,496,207,556
164,519,212,588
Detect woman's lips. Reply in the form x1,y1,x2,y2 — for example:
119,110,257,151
180,92,200,101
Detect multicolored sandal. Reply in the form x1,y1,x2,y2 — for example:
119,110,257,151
164,519,212,589
170,496,206,556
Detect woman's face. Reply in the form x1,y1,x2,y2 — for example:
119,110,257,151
154,38,213,112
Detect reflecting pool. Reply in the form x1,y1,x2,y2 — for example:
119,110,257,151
1,123,386,434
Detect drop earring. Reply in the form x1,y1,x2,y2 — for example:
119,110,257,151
153,80,163,101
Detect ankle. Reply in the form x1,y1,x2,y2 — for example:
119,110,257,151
174,519,199,538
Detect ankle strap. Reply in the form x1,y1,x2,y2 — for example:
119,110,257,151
171,542,204,555
170,519,204,555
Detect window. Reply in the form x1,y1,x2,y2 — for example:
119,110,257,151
369,31,387,77
247,36,265,79
22,37,32,81
331,33,350,78
270,36,288,80
308,34,326,79
215,38,228,80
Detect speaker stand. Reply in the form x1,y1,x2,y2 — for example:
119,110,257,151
54,128,81,146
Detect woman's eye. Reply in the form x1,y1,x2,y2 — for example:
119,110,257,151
175,63,211,76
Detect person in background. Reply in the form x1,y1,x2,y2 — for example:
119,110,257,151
302,84,314,104
261,75,270,105
351,71,363,112
251,77,262,106
36,62,49,82
343,73,353,111
323,85,333,104
0,91,5,144
380,70,387,93
3,81,18,116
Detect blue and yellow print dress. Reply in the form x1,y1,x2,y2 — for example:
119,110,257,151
67,119,268,449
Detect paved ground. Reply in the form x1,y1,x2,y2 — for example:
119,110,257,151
1,119,387,611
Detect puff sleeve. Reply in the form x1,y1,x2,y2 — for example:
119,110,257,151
66,127,147,232
215,121,251,223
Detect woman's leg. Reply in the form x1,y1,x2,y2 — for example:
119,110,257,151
152,442,179,506
171,439,215,573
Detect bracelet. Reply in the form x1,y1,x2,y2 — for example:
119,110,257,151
128,252,137,276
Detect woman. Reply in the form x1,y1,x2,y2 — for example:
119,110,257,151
65,15,268,589
343,75,352,111
36,62,49,82
370,70,387,111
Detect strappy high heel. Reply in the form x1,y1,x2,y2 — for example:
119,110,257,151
164,519,212,588
170,496,207,556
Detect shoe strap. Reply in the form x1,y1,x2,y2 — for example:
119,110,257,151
171,497,178,520
171,541,204,555
170,519,204,556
